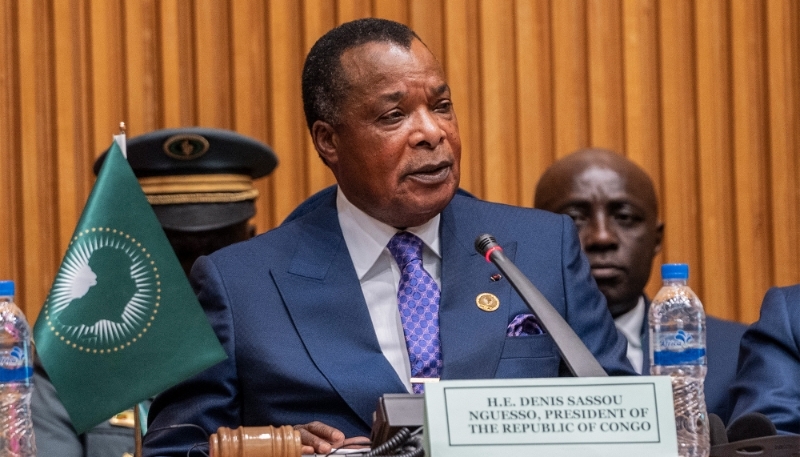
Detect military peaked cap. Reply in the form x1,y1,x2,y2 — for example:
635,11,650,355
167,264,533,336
94,127,278,232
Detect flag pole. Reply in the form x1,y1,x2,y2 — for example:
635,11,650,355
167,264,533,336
114,121,141,457
113,121,127,158
134,406,142,457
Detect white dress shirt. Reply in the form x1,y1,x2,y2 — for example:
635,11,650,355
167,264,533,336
613,295,646,374
336,188,442,392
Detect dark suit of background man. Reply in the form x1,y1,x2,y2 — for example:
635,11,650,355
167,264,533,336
31,127,277,457
534,148,747,425
730,285,800,434
143,18,635,457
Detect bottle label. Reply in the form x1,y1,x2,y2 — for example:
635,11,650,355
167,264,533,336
656,329,695,349
0,365,33,382
653,348,706,366
0,346,32,382
653,329,705,365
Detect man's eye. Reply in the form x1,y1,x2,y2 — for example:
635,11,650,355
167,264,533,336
565,212,587,225
434,101,452,113
615,213,641,226
380,111,404,123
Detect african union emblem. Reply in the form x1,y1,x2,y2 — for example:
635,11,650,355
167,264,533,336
41,227,160,354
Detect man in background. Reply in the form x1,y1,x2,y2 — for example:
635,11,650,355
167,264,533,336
32,127,277,457
534,148,746,424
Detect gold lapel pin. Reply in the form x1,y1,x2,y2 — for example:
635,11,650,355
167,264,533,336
476,292,500,312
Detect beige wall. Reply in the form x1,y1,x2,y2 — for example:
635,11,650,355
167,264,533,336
1,0,798,325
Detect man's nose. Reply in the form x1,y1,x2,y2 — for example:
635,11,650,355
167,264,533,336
583,215,618,249
409,109,445,148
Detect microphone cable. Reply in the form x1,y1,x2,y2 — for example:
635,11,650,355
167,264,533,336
142,423,210,456
365,427,424,457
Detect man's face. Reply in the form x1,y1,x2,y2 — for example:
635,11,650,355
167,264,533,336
540,165,663,317
313,39,461,228
165,222,252,277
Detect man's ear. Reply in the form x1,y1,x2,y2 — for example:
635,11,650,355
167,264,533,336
654,220,664,255
311,120,338,167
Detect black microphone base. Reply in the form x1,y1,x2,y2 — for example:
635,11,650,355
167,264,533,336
711,435,800,457
371,394,424,447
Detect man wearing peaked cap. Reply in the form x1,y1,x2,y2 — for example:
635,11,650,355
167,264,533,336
32,127,277,457
94,127,278,274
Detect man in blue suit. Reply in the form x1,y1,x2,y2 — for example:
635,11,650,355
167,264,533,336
143,19,634,457
534,148,746,424
730,285,800,434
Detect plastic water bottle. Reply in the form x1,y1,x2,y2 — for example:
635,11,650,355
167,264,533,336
649,264,709,457
0,281,36,456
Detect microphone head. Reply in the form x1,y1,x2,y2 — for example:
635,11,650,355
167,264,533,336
727,412,777,443
474,234,498,256
708,413,728,446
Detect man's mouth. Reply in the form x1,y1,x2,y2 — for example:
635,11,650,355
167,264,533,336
590,265,624,280
407,163,452,184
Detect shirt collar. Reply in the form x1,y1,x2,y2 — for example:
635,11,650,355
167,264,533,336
336,188,441,280
613,295,646,347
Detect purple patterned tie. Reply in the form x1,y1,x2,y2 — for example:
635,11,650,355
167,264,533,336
387,232,442,394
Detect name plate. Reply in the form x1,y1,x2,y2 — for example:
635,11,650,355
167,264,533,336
423,376,677,457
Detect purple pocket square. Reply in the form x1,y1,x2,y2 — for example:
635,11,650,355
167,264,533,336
506,313,544,336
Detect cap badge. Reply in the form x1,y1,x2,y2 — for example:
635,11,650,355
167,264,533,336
476,292,500,312
163,134,210,161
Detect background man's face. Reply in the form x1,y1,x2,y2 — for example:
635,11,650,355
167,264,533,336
323,39,461,228
164,222,252,276
543,165,662,317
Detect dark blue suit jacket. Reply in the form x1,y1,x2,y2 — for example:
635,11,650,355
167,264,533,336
730,285,800,434
640,299,746,425
143,189,634,456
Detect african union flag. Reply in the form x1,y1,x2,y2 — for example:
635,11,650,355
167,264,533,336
33,141,226,434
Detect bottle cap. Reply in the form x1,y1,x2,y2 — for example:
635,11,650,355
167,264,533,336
661,263,689,280
0,280,14,296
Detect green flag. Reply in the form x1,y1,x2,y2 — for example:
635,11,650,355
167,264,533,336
34,141,227,433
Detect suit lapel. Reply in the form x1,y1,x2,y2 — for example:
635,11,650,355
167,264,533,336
438,201,517,379
272,195,404,429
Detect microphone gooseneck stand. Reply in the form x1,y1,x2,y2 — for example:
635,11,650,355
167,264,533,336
475,234,607,377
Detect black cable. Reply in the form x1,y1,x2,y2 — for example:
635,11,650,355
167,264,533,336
364,427,424,457
375,435,424,457
141,423,209,457
384,427,425,457
325,439,373,456
400,437,425,457
186,442,209,457
365,427,410,456
146,423,210,440
336,439,373,448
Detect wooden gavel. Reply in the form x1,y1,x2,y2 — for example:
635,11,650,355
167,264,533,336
208,425,303,457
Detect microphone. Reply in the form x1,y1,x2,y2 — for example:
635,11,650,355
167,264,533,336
710,412,800,457
474,234,607,377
